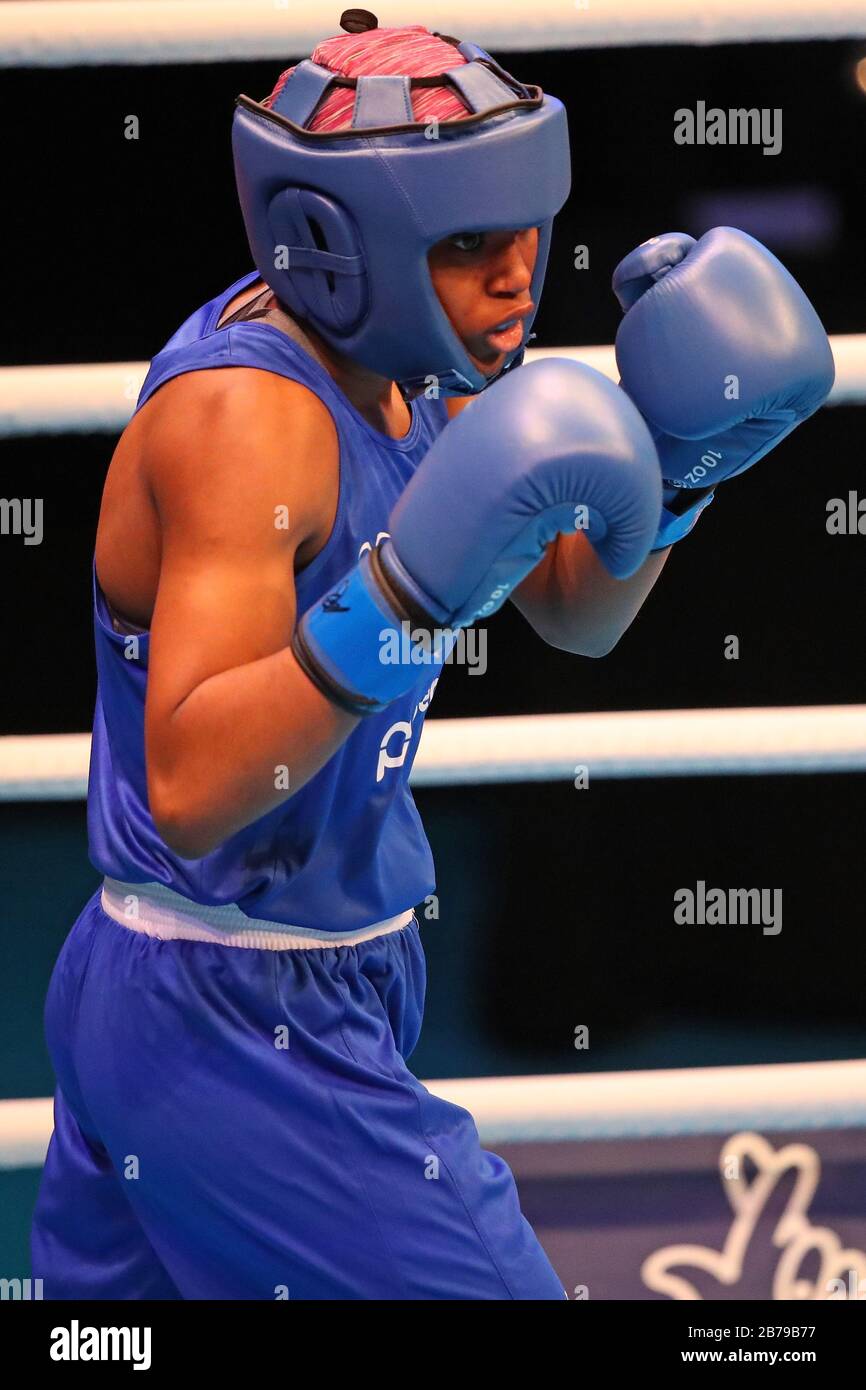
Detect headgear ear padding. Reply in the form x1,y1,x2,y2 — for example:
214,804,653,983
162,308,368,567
267,188,368,333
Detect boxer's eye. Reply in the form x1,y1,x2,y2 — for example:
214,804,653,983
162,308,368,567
449,232,485,253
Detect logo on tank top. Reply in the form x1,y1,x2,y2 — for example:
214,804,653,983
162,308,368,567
355,531,439,781
359,532,390,557
376,676,439,782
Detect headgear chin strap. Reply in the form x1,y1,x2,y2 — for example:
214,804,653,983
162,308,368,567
232,37,571,397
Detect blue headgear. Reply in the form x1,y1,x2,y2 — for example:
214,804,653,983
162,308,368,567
232,37,571,396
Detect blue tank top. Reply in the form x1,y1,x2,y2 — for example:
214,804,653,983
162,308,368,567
87,272,450,932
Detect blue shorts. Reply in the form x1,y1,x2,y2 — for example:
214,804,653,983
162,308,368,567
31,891,564,1300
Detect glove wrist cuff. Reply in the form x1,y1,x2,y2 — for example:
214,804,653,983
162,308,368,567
293,548,446,715
650,486,715,552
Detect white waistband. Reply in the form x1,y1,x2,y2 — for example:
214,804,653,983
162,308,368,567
101,878,415,950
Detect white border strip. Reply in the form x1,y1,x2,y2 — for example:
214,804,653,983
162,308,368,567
2,1,866,69
3,706,866,802
1,335,863,438
4,1059,865,1166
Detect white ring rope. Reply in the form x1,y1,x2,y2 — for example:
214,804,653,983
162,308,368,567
2,706,866,801
3,1059,865,1167
1,335,864,438
1,0,865,69
428,1059,866,1143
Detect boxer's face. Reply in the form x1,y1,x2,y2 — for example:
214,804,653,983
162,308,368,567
428,228,538,376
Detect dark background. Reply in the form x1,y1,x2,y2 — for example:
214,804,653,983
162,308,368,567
2,33,865,1137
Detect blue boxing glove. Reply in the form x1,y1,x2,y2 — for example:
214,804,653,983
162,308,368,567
292,358,662,715
612,227,836,550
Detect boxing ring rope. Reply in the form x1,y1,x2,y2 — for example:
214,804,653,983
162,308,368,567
3,705,866,801
2,335,865,438
2,0,865,68
3,1059,866,1168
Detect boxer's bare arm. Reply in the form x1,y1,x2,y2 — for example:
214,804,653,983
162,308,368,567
509,532,668,656
138,370,358,859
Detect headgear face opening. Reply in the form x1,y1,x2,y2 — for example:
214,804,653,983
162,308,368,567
232,38,571,397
